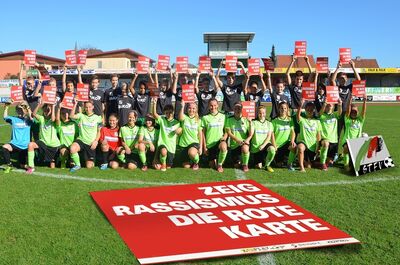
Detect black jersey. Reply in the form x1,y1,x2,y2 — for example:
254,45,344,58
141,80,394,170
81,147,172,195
221,84,243,113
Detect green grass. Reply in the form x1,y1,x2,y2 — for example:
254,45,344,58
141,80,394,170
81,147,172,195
1,105,400,265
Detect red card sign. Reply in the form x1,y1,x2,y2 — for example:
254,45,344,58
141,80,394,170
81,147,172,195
42,85,57,104
294,41,307,56
225,55,238,72
137,56,150,74
61,92,75,110
339,48,351,64
65,50,77,66
352,80,366,98
76,83,89,102
77,50,88,65
24,50,36,66
248,58,260,76
198,56,211,72
90,180,359,264
242,101,256,120
301,82,316,101
176,56,188,73
316,57,329,73
157,55,170,72
147,82,160,98
262,58,275,71
10,86,23,102
326,86,339,104
37,65,50,81
182,84,195,103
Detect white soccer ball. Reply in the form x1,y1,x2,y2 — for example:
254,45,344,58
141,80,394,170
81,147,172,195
362,132,369,138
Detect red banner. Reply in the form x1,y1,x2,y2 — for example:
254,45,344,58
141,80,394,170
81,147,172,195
147,82,160,98
77,50,88,65
176,56,188,73
42,85,57,104
157,55,170,72
137,56,150,74
225,55,237,73
65,50,77,66
37,65,50,81
326,86,339,104
198,56,211,72
262,58,275,71
61,92,75,110
241,101,256,120
301,82,316,101
24,50,36,66
352,80,366,98
90,180,359,264
182,84,195,103
339,48,351,64
76,83,89,102
294,41,307,56
10,86,23,102
316,57,329,73
247,58,260,76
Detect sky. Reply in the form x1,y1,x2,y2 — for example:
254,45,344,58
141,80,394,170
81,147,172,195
1,0,399,67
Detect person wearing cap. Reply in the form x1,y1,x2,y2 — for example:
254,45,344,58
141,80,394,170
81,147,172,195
224,102,253,172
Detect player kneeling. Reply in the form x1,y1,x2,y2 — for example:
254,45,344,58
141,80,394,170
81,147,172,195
56,103,78,169
178,100,202,170
250,106,276,172
118,111,141,170
99,114,121,170
27,103,61,173
69,100,102,172
137,115,159,171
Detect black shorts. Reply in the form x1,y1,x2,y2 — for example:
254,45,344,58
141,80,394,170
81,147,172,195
76,139,96,162
9,143,27,164
180,143,200,163
157,145,175,166
275,142,291,163
230,147,242,164
207,143,220,162
297,141,316,162
36,140,59,162
126,152,140,165
252,143,274,165
320,140,338,159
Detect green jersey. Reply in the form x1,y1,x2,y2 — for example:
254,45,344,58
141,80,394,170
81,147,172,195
35,114,60,148
119,125,141,151
73,113,102,145
201,112,225,148
319,112,339,143
298,117,322,151
250,120,274,153
57,121,77,147
342,116,364,145
156,116,181,153
272,117,293,148
139,127,159,148
179,115,201,147
225,116,251,150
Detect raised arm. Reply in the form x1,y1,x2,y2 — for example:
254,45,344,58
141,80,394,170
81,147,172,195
3,102,10,119
194,71,201,94
313,72,319,89
32,100,42,119
209,69,220,92
77,65,83,84
56,104,61,126
337,98,343,116
239,61,248,89
19,62,24,86
243,71,250,96
215,60,224,88
178,99,185,121
50,104,56,122
259,73,267,93
152,97,160,120
33,80,43,97
304,56,313,82
361,96,367,120
62,65,67,92
330,61,341,85
129,73,138,96
154,69,159,89
286,55,296,85
346,96,353,118
148,69,155,84
70,99,80,120
349,60,361,81
266,70,272,93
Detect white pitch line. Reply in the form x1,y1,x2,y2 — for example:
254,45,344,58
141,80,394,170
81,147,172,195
234,169,277,265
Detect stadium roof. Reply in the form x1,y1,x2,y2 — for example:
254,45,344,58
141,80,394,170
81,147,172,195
0,50,65,64
274,55,316,68
87,48,155,62
203,32,255,43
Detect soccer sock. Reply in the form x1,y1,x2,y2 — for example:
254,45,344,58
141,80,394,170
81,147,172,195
71,153,81,167
265,147,276,167
160,154,167,165
242,152,250,166
193,154,200,164
343,154,350,166
117,154,126,163
101,151,109,164
288,150,296,165
28,151,35,168
217,151,227,166
2,147,11,165
320,146,328,164
139,151,147,165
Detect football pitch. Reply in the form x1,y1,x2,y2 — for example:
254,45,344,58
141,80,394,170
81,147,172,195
0,104,399,265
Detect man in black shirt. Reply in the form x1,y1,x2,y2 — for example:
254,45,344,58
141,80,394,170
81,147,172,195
89,75,105,119
215,60,247,115
171,71,194,119
266,72,290,119
155,69,174,115
117,83,135,126
194,70,219,117
129,72,153,122
104,74,121,120
243,72,267,113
